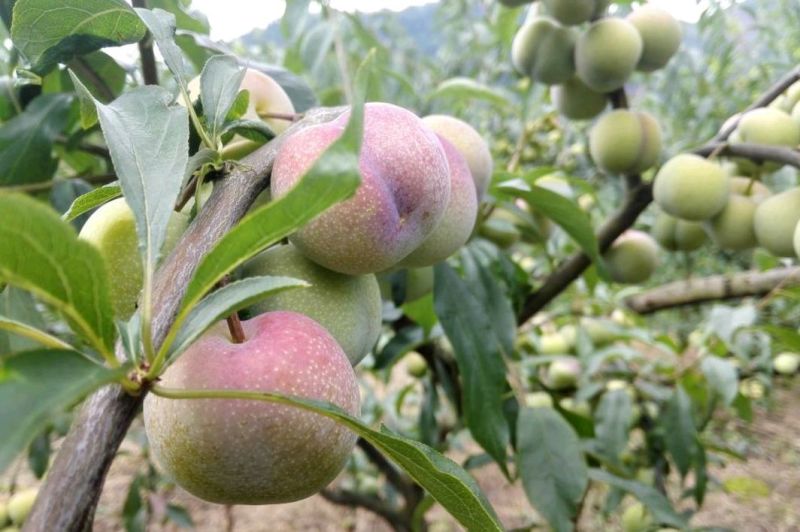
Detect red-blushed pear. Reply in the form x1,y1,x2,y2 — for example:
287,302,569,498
143,312,359,505
271,102,451,275
421,114,493,200
399,137,478,267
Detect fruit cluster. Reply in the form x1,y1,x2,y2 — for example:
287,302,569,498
78,71,492,505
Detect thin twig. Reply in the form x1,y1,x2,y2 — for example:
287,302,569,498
132,0,159,86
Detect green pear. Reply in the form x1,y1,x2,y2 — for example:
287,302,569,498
79,198,189,319
242,244,382,366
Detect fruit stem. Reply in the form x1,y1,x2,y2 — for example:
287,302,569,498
227,312,246,344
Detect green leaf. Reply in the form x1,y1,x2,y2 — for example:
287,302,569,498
0,348,128,474
179,100,362,320
0,315,74,350
152,386,504,532
588,469,687,529
62,182,121,222
373,325,425,370
0,194,116,357
700,356,738,406
11,0,145,74
593,389,633,464
517,407,588,532
149,0,208,34
0,287,48,354
135,8,189,83
200,55,246,142
498,180,606,277
93,85,188,279
69,51,127,102
220,119,275,143
660,385,697,477
430,77,511,109
0,93,72,185
167,276,308,362
434,263,511,475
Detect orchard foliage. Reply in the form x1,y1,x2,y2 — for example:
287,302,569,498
0,0,800,531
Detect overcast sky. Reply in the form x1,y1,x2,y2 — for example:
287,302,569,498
190,0,709,41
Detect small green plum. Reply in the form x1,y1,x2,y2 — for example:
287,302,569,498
651,211,707,251
773,352,800,375
512,17,577,85
753,187,800,257
575,18,643,92
589,110,662,175
604,230,659,284
626,6,682,72
652,154,729,221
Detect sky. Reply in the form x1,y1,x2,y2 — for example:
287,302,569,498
190,0,709,41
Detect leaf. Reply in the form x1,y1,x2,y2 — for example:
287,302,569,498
62,183,122,222
178,98,362,321
70,51,127,102
165,504,194,528
220,119,275,143
50,178,94,228
0,315,74,350
517,407,588,532
588,469,687,529
135,8,189,83
11,0,145,74
593,389,633,464
91,83,188,280
430,77,511,109
660,385,697,477
701,356,738,406
199,55,246,142
0,194,116,357
373,325,425,370
167,276,308,361
0,287,48,354
152,386,504,532
149,0,208,34
498,181,606,276
434,263,511,475
0,93,72,185
0,348,127,473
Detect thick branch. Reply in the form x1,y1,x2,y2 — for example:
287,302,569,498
695,142,800,169
320,488,408,531
132,0,159,86
23,107,346,532
625,267,800,314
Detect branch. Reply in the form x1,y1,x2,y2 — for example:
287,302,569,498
23,107,346,532
695,142,800,169
132,0,159,86
625,267,800,314
517,65,800,325
320,488,409,531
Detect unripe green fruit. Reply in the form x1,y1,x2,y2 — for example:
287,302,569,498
739,378,765,400
728,176,771,200
604,230,659,284
559,397,591,417
592,0,610,17
406,266,435,303
580,317,617,345
792,101,800,126
794,219,800,258
144,312,360,504
753,187,800,257
653,154,729,221
405,351,428,378
589,110,662,175
651,211,707,251
626,6,682,72
7,489,37,525
575,18,643,93
547,357,581,390
526,391,554,408
542,0,594,26
422,115,493,201
773,352,800,375
539,333,572,354
400,137,478,267
0,503,7,527
1,527,20,532
478,209,522,248
551,77,607,120
498,0,532,6
79,198,189,319
707,195,760,250
242,244,382,366
511,17,577,85
621,503,652,532
736,108,800,148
